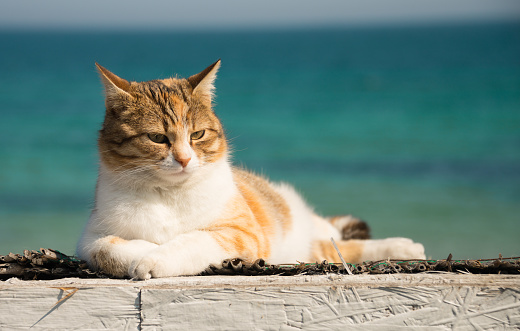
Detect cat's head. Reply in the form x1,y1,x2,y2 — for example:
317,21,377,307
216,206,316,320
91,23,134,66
96,60,227,186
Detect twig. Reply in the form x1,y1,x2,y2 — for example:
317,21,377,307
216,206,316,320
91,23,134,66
330,237,353,275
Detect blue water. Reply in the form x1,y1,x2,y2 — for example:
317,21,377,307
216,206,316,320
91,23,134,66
1,23,519,260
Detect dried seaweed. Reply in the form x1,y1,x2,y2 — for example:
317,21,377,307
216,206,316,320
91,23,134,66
203,255,520,276
0,249,109,280
1,249,519,281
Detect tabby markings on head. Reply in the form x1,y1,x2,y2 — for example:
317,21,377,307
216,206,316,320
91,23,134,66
96,60,227,180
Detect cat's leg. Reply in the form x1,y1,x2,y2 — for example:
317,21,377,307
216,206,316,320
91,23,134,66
77,234,159,277
128,230,231,280
312,237,425,264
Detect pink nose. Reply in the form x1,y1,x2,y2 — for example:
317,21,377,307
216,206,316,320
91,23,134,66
175,156,191,168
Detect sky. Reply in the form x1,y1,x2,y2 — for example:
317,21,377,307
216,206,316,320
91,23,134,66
1,0,520,30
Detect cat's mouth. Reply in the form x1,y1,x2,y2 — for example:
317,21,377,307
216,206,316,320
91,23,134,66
156,164,198,180
158,166,189,176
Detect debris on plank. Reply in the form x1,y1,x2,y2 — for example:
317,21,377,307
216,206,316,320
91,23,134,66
1,249,519,281
0,249,108,280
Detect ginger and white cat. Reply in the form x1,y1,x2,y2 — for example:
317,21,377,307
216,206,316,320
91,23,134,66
77,60,425,279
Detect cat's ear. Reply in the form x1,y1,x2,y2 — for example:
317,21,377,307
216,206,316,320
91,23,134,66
187,59,221,102
95,63,132,99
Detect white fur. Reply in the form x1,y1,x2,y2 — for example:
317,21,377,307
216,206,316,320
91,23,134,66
359,238,425,262
79,142,424,279
129,231,227,279
268,183,339,264
77,155,236,278
78,154,425,278
267,186,424,264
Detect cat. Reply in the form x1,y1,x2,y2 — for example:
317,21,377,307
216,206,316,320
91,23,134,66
77,60,425,279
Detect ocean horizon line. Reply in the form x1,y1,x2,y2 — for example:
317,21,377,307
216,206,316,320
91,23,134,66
1,19,518,34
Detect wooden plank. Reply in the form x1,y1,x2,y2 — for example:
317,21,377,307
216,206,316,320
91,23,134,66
140,285,518,330
0,286,139,330
142,289,287,330
1,273,519,290
138,275,520,330
1,274,519,330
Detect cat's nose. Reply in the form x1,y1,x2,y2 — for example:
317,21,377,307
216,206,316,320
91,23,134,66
175,156,191,168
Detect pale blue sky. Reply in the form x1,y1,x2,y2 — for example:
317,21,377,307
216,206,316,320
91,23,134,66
1,0,519,29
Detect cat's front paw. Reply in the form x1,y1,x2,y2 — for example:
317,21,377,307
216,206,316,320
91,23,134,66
127,233,230,279
129,255,158,280
129,252,181,280
83,236,160,278
91,246,128,278
129,248,214,279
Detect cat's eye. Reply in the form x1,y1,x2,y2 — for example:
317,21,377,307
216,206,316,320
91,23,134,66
148,133,168,144
190,130,205,140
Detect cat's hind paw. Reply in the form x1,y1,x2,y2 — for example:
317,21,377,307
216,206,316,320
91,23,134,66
382,237,426,260
363,237,426,262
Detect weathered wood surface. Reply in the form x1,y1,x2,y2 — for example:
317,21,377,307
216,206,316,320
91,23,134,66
1,274,519,330
0,286,139,330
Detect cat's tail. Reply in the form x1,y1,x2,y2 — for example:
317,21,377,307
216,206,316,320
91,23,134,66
328,215,371,240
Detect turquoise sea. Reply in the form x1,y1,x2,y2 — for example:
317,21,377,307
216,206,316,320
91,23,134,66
0,23,519,260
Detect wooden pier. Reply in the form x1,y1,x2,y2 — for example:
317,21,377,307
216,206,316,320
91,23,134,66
1,273,519,330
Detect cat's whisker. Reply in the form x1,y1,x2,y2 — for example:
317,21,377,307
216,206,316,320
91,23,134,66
226,135,241,143
226,145,244,154
107,165,156,187
115,165,154,180
99,158,156,172
109,162,152,173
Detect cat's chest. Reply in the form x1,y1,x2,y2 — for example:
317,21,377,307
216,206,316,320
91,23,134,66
96,185,233,244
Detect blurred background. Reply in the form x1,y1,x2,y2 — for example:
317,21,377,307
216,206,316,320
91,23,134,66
0,0,519,260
